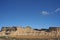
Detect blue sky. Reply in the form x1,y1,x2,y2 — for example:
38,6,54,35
0,0,60,29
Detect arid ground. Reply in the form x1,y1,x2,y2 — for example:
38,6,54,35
0,36,60,40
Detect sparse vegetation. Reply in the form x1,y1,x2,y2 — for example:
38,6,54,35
0,36,60,40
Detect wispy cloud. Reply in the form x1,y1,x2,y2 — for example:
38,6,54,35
40,8,60,15
41,11,49,15
54,8,60,13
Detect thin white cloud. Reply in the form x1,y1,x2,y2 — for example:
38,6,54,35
40,8,60,15
55,8,60,13
41,11,49,15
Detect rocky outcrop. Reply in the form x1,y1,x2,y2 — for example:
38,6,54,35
0,26,60,38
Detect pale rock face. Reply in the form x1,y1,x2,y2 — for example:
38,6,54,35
0,27,60,38
0,31,6,36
